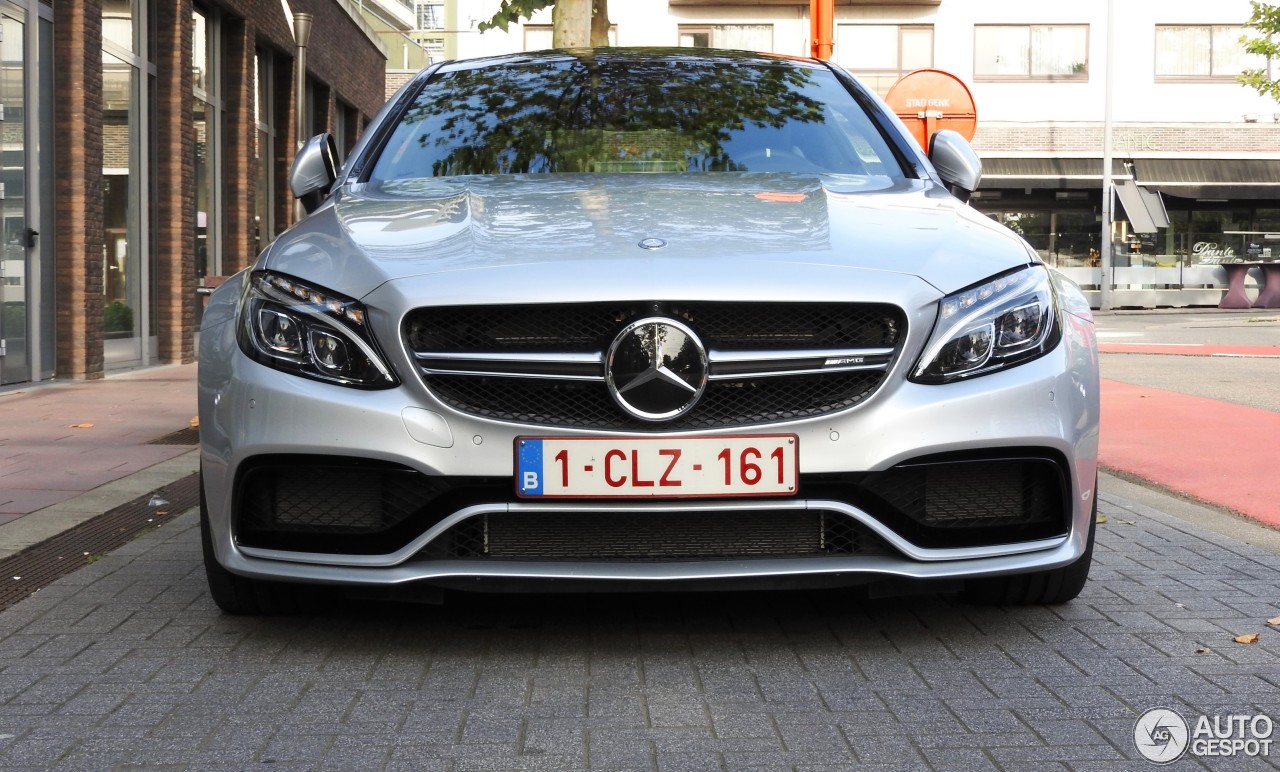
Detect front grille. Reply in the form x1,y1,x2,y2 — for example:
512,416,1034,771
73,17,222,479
405,302,902,353
419,510,893,561
424,371,886,431
404,302,904,430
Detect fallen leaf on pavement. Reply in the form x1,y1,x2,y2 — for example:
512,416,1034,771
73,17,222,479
1095,514,1109,524
1268,616,1280,626
1195,646,1211,654
69,423,94,429
190,416,200,427
1234,633,1261,645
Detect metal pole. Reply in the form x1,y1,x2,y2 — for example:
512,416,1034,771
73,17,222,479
810,0,834,60
292,13,313,223
1099,0,1115,311
293,12,312,152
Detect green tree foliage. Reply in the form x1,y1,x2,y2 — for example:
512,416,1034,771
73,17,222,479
478,0,610,48
1240,1,1280,101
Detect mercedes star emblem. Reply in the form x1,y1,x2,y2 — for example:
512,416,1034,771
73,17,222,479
606,317,708,421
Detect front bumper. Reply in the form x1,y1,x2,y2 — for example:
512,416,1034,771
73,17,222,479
199,299,1100,590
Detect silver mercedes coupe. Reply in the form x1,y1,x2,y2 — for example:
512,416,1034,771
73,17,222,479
197,48,1100,614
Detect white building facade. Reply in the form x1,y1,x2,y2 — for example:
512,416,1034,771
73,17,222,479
423,0,1280,308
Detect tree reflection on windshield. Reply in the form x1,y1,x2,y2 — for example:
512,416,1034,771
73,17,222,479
371,49,893,179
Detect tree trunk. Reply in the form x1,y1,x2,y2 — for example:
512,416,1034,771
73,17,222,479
590,0,611,46
552,0,591,47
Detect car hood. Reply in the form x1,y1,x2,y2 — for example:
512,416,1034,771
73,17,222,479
264,173,1032,302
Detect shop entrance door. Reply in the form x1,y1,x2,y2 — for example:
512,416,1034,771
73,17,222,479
0,9,28,385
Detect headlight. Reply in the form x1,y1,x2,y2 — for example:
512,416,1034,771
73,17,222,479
237,271,398,389
911,265,1060,384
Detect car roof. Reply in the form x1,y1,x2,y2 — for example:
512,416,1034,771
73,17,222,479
432,46,828,75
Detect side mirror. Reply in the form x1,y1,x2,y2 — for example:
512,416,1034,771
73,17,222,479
928,129,982,203
290,133,339,214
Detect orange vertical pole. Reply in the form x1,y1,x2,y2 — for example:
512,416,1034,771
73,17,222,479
810,0,834,60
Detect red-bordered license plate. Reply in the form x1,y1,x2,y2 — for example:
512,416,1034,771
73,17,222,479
515,435,798,499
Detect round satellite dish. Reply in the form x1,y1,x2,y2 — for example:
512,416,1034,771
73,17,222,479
884,69,978,153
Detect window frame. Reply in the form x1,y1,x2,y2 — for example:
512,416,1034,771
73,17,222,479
973,24,1090,82
523,24,618,51
677,24,774,53
1153,24,1270,82
416,2,444,32
253,48,276,253
835,23,934,95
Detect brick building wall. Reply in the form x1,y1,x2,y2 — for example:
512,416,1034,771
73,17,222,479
290,0,387,120
54,0,105,380
974,125,1280,156
45,0,386,380
222,18,255,276
153,0,195,365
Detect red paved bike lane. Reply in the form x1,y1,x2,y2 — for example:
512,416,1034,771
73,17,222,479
1100,377,1280,528
1099,343,1280,358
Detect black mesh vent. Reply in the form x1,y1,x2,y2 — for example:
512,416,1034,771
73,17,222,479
235,458,471,554
424,371,885,431
867,463,1055,528
405,304,639,353
405,302,903,353
419,510,893,561
231,454,1069,558
826,455,1070,549
665,302,901,350
403,302,905,431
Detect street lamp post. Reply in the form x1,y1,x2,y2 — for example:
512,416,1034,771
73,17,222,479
293,12,313,153
292,13,313,223
1099,0,1115,310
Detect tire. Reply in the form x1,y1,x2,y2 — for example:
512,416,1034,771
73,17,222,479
960,488,1097,606
200,471,323,615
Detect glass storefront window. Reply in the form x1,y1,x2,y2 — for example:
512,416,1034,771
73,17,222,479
254,50,275,255
192,8,208,93
193,6,219,325
102,50,138,341
982,209,1100,268
102,0,134,53
1188,208,1253,264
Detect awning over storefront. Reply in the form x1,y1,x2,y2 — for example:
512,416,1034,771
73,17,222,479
1114,179,1169,233
1133,159,1280,200
980,157,1280,200
979,158,1120,190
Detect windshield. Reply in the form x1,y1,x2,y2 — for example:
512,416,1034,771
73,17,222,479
369,52,906,181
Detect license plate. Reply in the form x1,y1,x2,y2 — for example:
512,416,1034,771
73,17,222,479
516,435,798,498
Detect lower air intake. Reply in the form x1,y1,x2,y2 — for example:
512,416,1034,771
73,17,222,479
421,510,892,561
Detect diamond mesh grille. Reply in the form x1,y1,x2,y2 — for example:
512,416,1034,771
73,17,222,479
424,371,885,431
420,510,893,561
238,462,449,538
841,457,1068,548
231,456,1068,557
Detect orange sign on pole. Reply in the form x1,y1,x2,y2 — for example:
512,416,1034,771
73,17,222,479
810,0,834,60
884,69,978,154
